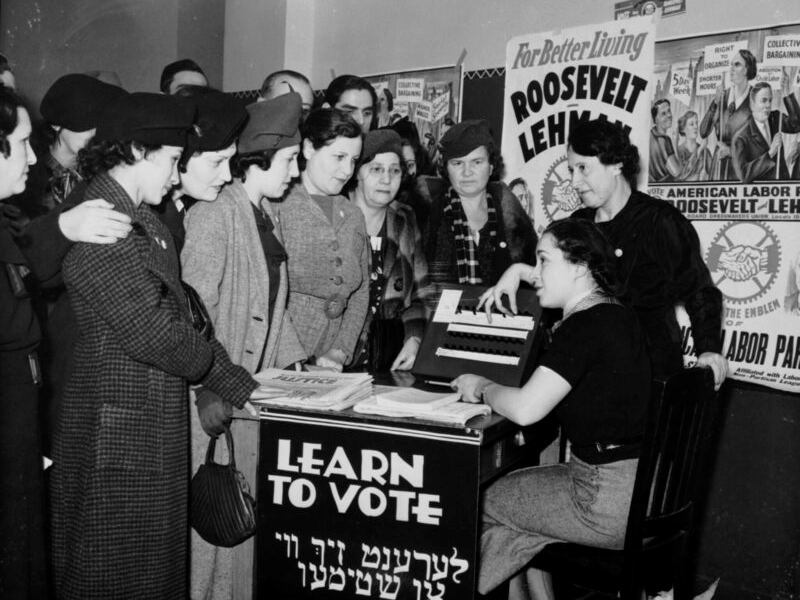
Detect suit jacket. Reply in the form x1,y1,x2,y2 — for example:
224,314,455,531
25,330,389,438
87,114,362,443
182,180,305,373
731,110,800,183
51,173,255,600
273,182,369,362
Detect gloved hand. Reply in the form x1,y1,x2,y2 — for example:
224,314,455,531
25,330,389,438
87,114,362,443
195,387,233,437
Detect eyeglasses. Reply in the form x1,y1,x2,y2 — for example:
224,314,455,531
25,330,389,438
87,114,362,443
367,165,403,179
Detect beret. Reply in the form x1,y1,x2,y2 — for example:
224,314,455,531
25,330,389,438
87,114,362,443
95,92,195,147
40,73,127,132
186,91,248,153
359,129,403,168
439,119,494,162
237,92,302,154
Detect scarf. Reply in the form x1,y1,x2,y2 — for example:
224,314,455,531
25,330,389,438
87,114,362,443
443,187,498,284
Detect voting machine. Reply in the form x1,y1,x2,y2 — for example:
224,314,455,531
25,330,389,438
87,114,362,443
413,284,546,387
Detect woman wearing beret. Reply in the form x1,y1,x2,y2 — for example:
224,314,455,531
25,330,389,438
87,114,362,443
415,119,537,286
346,129,434,371
50,92,260,600
275,108,368,371
182,92,307,599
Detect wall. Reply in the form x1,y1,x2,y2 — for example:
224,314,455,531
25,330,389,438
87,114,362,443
0,0,225,115
307,0,799,82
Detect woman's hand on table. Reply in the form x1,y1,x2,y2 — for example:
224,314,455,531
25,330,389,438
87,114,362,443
451,374,492,403
315,349,347,372
695,352,729,391
391,337,420,371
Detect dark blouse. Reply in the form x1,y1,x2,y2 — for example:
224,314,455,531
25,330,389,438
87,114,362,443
572,191,722,378
250,202,287,327
540,303,650,464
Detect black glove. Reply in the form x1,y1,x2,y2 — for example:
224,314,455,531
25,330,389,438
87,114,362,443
195,387,233,437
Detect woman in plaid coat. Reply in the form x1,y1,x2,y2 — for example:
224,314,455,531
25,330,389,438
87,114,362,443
50,93,258,600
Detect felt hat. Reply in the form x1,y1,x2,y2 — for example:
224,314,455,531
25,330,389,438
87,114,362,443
40,73,127,132
187,91,248,153
237,92,302,154
439,119,494,162
359,129,403,168
95,92,195,146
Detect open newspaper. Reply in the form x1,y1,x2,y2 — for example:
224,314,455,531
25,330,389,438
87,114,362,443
251,368,373,411
354,385,491,426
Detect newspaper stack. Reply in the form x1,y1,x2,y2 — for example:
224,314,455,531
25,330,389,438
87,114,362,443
251,368,373,411
354,385,492,426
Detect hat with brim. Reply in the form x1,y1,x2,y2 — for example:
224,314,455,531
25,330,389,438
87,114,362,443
439,119,494,162
95,92,195,147
187,91,248,153
40,73,127,132
237,92,302,154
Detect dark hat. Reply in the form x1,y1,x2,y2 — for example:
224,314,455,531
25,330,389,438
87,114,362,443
187,91,248,153
237,92,302,154
40,73,127,132
439,119,494,162
95,92,195,146
359,129,403,168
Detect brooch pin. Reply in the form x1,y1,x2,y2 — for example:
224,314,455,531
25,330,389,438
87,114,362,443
615,248,623,257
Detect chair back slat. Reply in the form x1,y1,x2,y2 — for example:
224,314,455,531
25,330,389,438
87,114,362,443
626,367,718,550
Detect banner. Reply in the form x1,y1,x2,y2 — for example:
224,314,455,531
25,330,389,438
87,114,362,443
650,24,800,392
257,412,481,598
501,15,657,235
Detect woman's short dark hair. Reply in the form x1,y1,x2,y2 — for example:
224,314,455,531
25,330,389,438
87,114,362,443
298,108,362,172
78,138,162,180
380,87,394,111
0,86,23,157
568,119,640,189
739,49,758,81
230,148,279,181
677,110,698,137
544,217,623,298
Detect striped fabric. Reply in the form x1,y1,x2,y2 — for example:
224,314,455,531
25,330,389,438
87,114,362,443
443,187,498,284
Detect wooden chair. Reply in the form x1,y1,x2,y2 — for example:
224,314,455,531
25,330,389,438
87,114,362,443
527,367,721,599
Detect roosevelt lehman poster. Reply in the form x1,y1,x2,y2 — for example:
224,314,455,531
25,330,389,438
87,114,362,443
502,18,800,393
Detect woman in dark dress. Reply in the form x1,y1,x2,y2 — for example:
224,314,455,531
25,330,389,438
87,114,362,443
567,119,728,387
453,218,652,597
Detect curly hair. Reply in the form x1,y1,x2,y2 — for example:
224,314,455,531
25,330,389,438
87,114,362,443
298,107,362,172
568,119,640,190
0,86,23,158
78,138,162,180
543,217,623,298
230,148,279,181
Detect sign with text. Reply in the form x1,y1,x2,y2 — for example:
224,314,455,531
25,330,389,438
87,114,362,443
257,412,481,599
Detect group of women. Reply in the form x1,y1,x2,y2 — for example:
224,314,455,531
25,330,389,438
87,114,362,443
0,66,729,600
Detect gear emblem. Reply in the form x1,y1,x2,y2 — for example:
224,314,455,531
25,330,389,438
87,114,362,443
706,221,781,305
540,155,583,225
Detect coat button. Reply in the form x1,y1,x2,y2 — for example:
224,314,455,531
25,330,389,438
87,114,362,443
333,257,342,267
330,241,339,251
332,275,343,285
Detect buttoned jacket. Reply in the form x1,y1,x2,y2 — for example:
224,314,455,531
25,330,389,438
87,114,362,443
273,182,369,361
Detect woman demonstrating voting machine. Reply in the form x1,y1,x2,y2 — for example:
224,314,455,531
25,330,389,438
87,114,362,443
453,218,651,598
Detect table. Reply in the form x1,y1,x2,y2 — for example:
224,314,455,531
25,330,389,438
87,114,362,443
242,402,557,599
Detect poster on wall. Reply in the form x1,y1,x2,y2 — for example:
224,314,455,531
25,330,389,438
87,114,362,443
650,23,800,393
501,15,657,234
363,65,463,171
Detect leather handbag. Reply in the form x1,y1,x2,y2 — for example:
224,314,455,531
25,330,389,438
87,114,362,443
190,426,257,547
181,280,213,340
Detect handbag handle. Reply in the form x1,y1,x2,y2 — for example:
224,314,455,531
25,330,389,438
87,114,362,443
205,425,237,469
